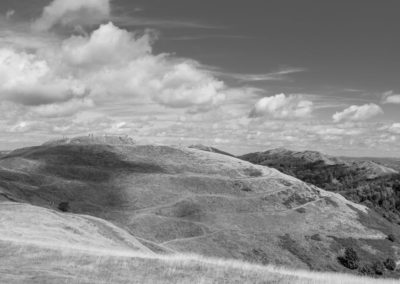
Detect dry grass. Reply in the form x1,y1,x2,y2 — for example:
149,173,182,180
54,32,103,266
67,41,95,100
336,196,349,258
0,240,398,284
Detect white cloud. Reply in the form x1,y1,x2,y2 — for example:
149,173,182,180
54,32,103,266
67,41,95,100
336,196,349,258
33,0,110,31
61,22,154,68
59,23,227,112
388,123,400,134
382,90,400,104
0,48,87,106
249,93,313,119
6,10,15,20
333,103,383,123
213,67,306,82
0,21,228,115
31,98,94,118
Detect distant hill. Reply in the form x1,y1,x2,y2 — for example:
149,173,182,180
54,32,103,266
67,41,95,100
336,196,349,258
188,144,235,157
0,151,9,157
43,135,136,146
343,157,400,172
240,148,400,224
0,138,399,280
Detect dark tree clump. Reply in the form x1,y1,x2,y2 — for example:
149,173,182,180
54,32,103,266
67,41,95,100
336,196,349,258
372,261,385,275
338,247,359,270
387,234,396,242
358,263,374,276
383,258,397,271
58,202,70,212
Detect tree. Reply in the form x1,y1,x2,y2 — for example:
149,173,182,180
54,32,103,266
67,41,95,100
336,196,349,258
372,261,385,275
387,234,396,242
383,258,396,271
338,248,359,270
58,202,70,212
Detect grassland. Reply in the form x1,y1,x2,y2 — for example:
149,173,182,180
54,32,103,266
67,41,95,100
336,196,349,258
1,239,398,284
1,139,400,281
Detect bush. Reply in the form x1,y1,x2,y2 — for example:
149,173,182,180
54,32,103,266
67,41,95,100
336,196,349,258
387,234,396,242
358,263,374,276
58,202,70,212
338,247,359,270
372,261,385,275
384,258,397,271
310,234,322,241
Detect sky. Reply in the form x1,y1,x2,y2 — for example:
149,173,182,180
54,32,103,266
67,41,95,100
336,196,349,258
0,0,399,156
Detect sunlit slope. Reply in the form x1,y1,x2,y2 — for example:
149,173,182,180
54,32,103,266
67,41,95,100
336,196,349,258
1,237,398,284
0,202,153,254
0,138,399,273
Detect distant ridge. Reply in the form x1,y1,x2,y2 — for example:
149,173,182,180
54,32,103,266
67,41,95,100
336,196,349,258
240,147,400,224
43,135,136,146
189,144,235,157
246,148,345,166
240,148,398,179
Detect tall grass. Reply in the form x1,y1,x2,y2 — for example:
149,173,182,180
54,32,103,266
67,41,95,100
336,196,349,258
2,239,397,284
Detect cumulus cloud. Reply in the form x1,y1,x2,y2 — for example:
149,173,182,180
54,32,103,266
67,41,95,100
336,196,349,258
31,98,94,118
33,0,110,31
59,22,226,112
382,90,400,104
388,123,400,134
249,93,313,119
61,22,154,68
0,21,228,115
6,10,15,20
0,48,87,106
333,103,383,123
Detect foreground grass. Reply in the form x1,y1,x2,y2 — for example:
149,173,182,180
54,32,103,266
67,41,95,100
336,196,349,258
0,240,397,284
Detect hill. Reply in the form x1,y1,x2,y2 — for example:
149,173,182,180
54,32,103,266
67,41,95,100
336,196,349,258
0,138,400,280
343,157,400,172
189,144,235,157
3,211,399,284
2,220,399,284
0,202,398,283
239,148,400,224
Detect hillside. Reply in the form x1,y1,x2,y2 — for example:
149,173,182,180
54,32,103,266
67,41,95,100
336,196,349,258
240,148,400,224
343,157,400,172
189,144,235,157
2,210,399,284
0,138,400,280
0,202,398,283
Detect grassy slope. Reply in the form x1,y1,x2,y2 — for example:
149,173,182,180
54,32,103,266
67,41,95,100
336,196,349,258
0,142,399,278
1,239,398,284
1,201,395,283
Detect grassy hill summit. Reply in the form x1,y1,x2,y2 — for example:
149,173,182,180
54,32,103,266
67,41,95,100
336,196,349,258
0,137,400,282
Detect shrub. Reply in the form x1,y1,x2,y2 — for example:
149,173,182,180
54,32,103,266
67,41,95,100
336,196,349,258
372,261,385,275
58,202,70,212
338,247,359,270
310,234,322,241
387,234,396,242
383,258,396,271
358,263,374,276
296,208,306,214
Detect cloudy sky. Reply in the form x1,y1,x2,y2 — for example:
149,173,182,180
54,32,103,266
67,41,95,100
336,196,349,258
0,0,399,156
